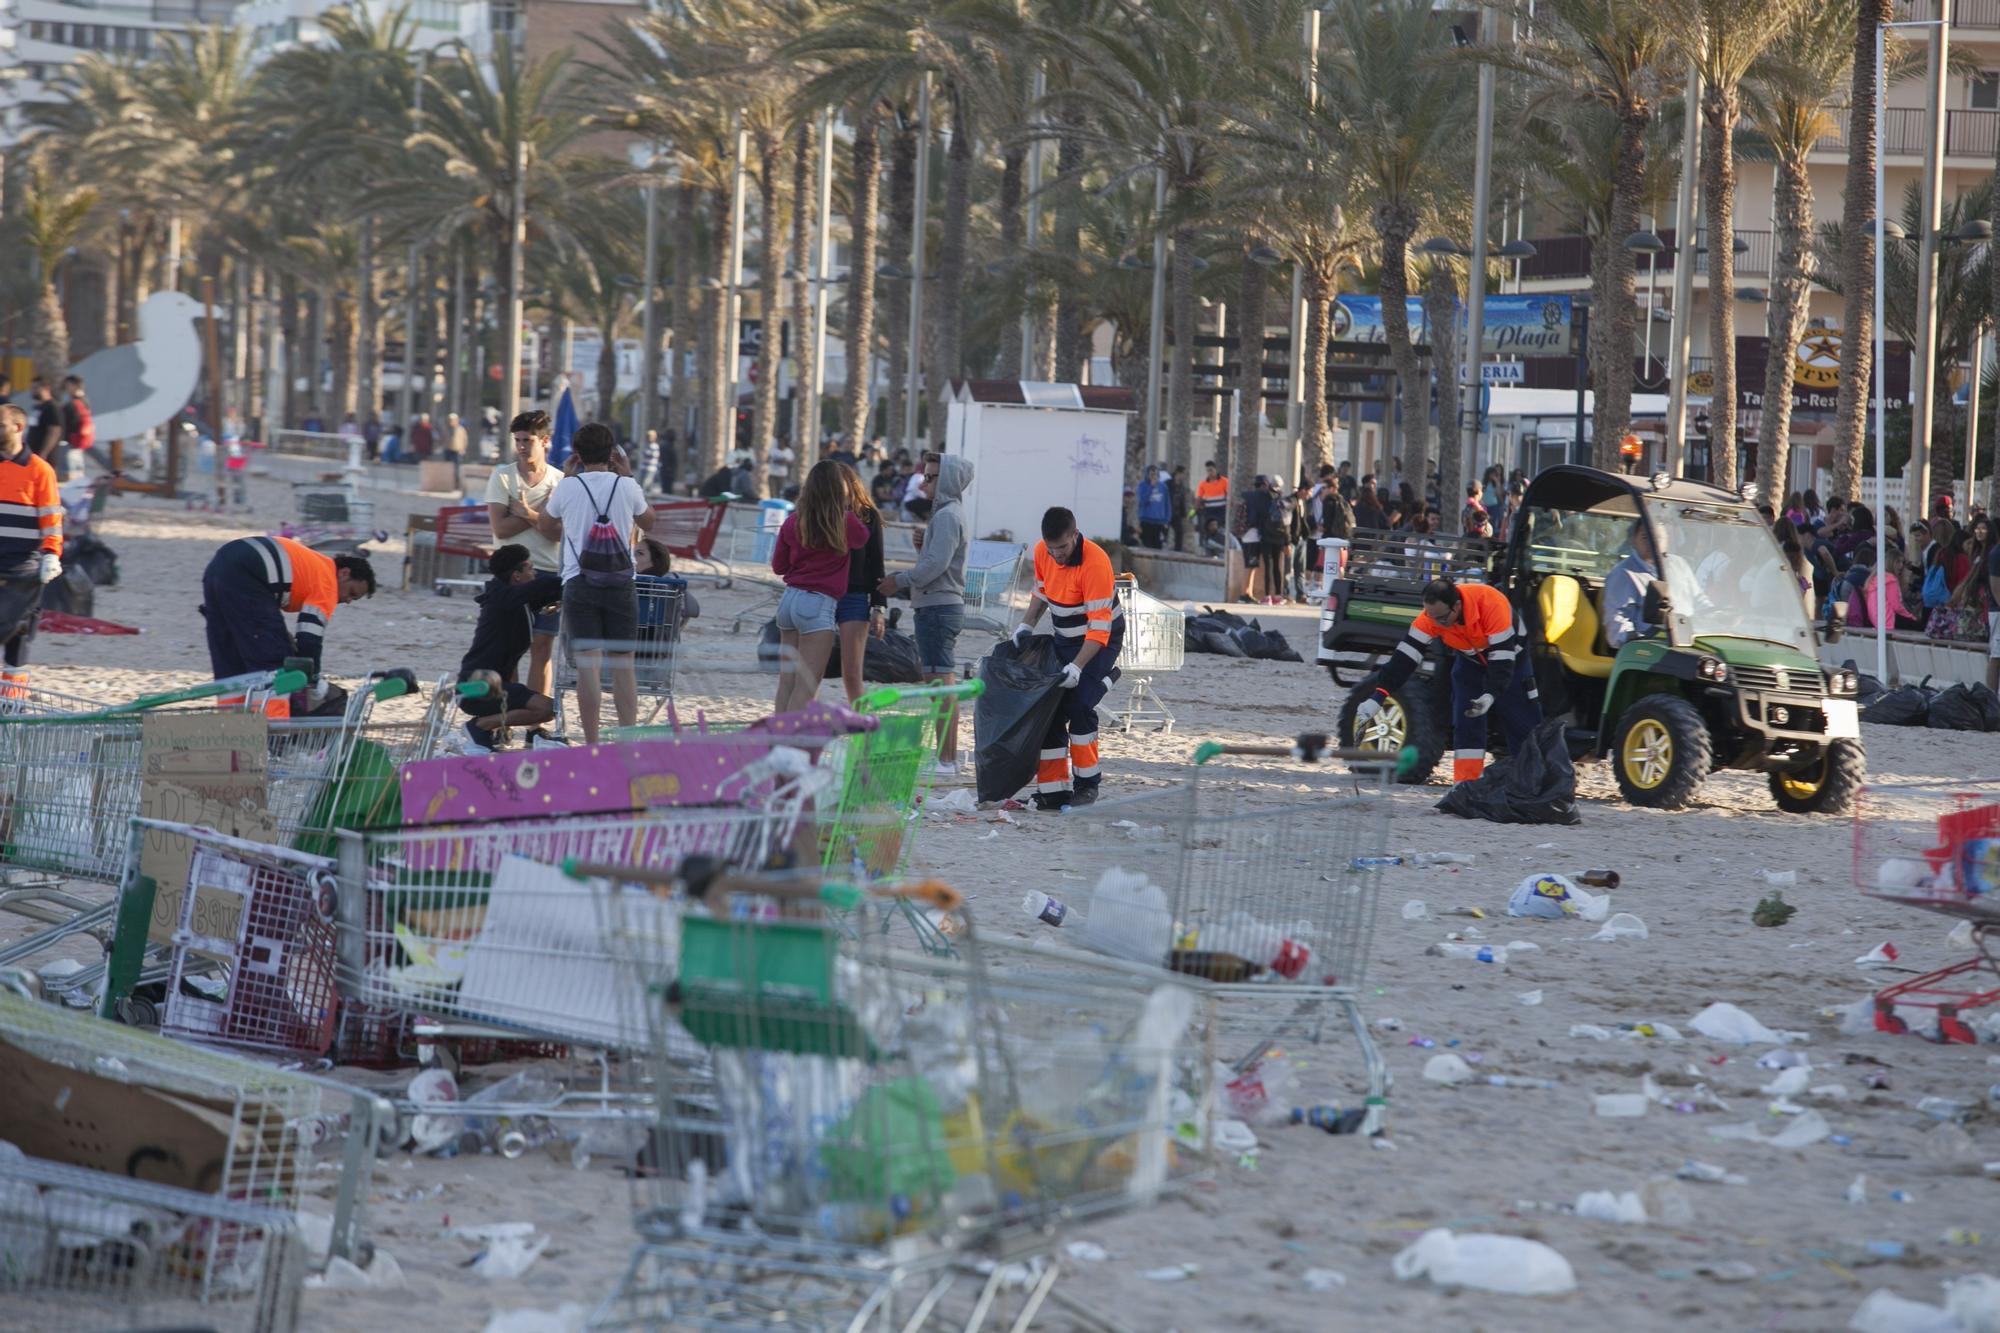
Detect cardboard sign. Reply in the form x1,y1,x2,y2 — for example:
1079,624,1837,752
137,712,273,950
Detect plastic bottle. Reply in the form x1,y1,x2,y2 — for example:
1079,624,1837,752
1021,891,1068,927
1428,942,1508,964
1209,911,1312,979
1351,855,1404,869
1078,868,1172,964
1291,1105,1367,1135
1917,1096,1973,1121
1483,1075,1558,1090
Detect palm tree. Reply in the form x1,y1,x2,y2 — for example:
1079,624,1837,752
1489,0,1673,470
14,165,98,374
1319,0,1475,502
1742,7,1919,505
545,199,643,422
1833,0,1895,501
1658,0,1812,487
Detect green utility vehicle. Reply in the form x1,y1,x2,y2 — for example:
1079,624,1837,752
1318,465,1864,812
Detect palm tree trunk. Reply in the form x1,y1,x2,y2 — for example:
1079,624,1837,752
1232,243,1270,534
1035,300,1058,380
1167,223,1197,477
306,288,327,424
997,138,1025,375
841,106,882,448
244,261,263,431
1598,106,1648,467
1115,332,1147,489
279,273,299,428
752,127,782,483
358,218,380,422
1700,82,1741,487
597,317,618,423
1760,154,1813,505
789,121,816,455
1052,113,1087,383
1301,269,1334,477
1423,263,1460,529
30,284,69,377
331,289,358,420
929,81,971,446
1833,0,1889,502
1373,206,1430,498
883,111,916,453
670,184,697,477
1588,223,1614,467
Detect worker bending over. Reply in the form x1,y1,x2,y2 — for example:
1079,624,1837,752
1357,577,1540,783
201,534,375,688
1011,506,1123,810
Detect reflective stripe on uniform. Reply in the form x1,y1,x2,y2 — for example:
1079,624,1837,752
1454,748,1485,760
1394,640,1423,663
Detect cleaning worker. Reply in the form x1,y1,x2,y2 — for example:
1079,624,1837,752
1010,506,1123,810
1196,459,1229,535
200,534,375,690
1355,576,1540,783
0,403,62,692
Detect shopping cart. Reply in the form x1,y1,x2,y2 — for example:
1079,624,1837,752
1105,575,1185,734
329,746,827,1054
0,1153,306,1333
1059,737,1396,1133
553,578,687,736
586,869,1214,1332
0,989,390,1265
819,681,985,887
281,481,383,556
655,498,732,587
1852,780,2000,1043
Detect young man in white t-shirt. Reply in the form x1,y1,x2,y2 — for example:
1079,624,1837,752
536,422,655,742
486,410,563,698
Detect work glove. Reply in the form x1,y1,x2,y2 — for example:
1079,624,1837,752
1010,623,1034,649
306,677,334,709
1059,662,1082,690
1354,696,1382,726
1464,692,1495,718
36,553,60,585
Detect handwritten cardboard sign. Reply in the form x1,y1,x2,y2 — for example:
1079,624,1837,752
140,712,271,950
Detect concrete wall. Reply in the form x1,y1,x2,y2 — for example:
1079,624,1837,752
1128,548,1232,604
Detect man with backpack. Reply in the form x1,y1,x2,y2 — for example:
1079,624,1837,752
536,421,655,743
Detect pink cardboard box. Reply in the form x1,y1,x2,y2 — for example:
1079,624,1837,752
398,738,775,827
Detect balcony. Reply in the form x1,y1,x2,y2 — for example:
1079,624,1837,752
1516,229,1773,283
1816,105,2000,157
1896,0,2000,29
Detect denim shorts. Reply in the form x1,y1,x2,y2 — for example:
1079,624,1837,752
913,604,964,676
834,591,873,624
775,586,838,635
531,607,560,637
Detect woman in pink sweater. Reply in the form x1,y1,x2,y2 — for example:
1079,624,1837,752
771,459,869,713
1847,548,1922,631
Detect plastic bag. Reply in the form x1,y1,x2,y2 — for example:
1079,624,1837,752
972,637,1068,803
1391,1228,1576,1295
1506,873,1608,921
1928,682,2000,733
1434,718,1581,826
1863,684,1935,727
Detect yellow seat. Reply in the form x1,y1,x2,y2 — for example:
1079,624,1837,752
1538,574,1615,679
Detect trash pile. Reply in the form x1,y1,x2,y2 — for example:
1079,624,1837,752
1862,677,2000,732
1180,607,1304,662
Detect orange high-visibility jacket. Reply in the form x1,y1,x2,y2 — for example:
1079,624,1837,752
238,535,340,668
1035,538,1122,649
0,450,62,563
1373,580,1522,699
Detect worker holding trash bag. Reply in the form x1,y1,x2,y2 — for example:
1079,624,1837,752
1009,506,1123,810
1357,577,1539,783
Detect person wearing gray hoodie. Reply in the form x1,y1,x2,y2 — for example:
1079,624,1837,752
881,452,974,774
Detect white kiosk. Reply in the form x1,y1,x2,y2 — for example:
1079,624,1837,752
942,380,1135,544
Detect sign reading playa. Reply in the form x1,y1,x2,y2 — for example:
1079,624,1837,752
1330,295,1575,359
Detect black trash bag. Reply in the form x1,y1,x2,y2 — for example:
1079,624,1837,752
757,618,846,680
1863,683,1935,727
835,628,923,685
1928,682,2000,732
973,636,1067,803
1258,629,1304,663
37,565,93,618
67,534,118,588
1198,606,1251,629
1434,717,1582,826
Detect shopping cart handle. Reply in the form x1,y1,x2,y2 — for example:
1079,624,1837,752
856,679,987,711
367,667,418,701
1192,737,1419,778
271,669,309,695
455,680,492,699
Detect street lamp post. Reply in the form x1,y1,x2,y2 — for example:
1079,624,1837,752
397,55,429,441
1625,229,1668,385
903,73,932,451
1908,18,1951,520
1143,167,1168,462
811,108,835,442
1665,59,1703,476
1876,18,1946,683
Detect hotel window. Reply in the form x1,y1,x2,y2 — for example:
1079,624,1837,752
1974,73,2000,111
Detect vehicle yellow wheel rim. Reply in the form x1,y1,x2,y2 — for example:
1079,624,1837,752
1779,755,1826,799
1358,697,1408,752
1622,718,1673,790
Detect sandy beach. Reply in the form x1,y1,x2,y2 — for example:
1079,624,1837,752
9,463,2000,1332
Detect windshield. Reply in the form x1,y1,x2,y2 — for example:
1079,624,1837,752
1518,508,1632,579
1650,502,1813,652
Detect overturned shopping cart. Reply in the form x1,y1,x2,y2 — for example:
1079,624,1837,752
1061,736,1396,1133
584,866,1214,1331
1852,780,2000,1043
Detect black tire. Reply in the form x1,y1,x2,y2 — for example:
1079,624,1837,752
1768,738,1866,815
1611,694,1712,809
1338,676,1445,785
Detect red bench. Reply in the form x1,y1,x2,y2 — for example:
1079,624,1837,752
432,503,493,595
